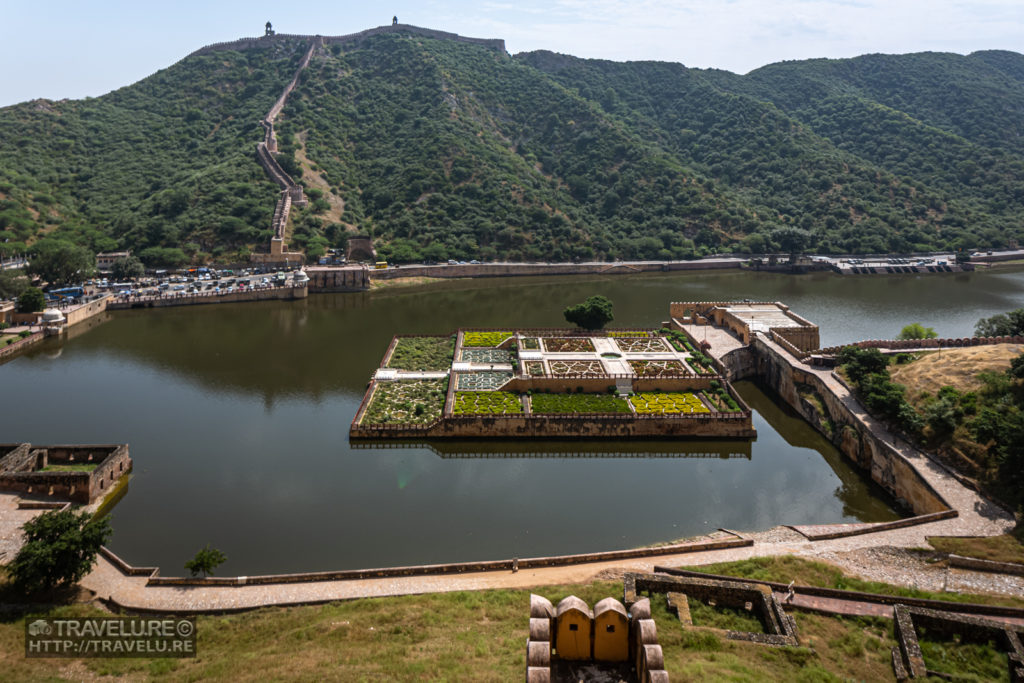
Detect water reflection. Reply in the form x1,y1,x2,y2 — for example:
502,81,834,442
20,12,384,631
6,268,1017,572
352,439,753,459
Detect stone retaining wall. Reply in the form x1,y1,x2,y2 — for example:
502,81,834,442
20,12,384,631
108,535,750,588
369,260,741,280
106,285,307,310
719,334,952,516
306,266,369,291
64,296,109,327
654,565,1024,619
948,554,1024,577
352,411,755,440
817,335,1024,355
0,331,44,362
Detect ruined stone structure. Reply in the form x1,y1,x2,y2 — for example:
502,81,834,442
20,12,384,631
623,572,799,648
892,604,1024,681
0,443,131,504
345,235,377,263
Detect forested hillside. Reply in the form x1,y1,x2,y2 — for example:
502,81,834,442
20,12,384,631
1,30,1022,265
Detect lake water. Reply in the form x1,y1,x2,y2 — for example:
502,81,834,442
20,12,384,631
2,267,1023,574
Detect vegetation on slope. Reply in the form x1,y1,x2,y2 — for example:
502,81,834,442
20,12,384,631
0,41,307,264
2,32,1023,264
840,339,1024,513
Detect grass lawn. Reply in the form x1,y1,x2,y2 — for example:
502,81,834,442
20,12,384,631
40,464,97,472
385,336,454,371
530,392,630,414
0,556,1020,681
928,532,1024,566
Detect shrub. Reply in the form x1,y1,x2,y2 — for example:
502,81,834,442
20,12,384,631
9,509,112,594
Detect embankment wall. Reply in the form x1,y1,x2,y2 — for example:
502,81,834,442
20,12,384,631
306,266,370,292
719,337,950,515
368,260,741,281
106,285,307,310
352,412,754,440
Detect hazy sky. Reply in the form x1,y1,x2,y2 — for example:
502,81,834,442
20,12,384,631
2,0,1021,107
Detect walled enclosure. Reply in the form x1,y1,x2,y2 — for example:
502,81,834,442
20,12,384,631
892,604,1024,681
0,444,131,504
350,328,755,440
623,572,799,648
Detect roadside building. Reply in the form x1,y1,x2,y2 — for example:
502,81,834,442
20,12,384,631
96,250,131,273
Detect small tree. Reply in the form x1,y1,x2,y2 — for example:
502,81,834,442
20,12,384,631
563,295,614,330
9,509,112,594
111,255,145,281
898,323,938,340
185,545,227,577
0,268,29,300
16,286,45,313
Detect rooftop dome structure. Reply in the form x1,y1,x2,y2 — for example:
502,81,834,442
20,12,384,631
41,308,65,324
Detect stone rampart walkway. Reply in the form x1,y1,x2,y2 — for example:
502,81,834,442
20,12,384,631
80,499,1013,613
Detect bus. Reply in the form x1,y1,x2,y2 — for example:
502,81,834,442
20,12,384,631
46,286,84,302
374,261,389,269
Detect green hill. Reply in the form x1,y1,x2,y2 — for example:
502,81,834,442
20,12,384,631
1,29,1022,265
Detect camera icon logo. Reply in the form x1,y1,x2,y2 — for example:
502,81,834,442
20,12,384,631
28,620,52,636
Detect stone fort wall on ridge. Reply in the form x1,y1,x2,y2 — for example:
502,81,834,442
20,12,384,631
186,24,506,59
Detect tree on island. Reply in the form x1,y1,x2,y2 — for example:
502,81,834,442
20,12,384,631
8,509,112,595
564,295,614,330
111,255,145,281
898,323,937,340
185,545,227,577
16,286,45,313
27,240,94,286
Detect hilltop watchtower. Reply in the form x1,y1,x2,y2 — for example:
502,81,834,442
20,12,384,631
265,21,275,37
